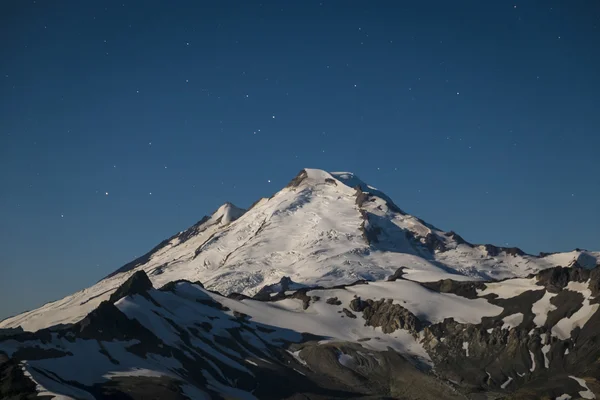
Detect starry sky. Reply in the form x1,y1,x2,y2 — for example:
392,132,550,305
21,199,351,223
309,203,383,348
1,0,599,321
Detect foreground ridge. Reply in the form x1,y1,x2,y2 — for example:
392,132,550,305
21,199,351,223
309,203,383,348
1,265,599,399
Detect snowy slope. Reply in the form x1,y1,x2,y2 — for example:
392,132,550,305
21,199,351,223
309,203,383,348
1,168,598,332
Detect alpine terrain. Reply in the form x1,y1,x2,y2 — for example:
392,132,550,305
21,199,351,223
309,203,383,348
1,168,599,400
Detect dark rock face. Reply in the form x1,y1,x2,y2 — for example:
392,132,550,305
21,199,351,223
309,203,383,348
350,297,422,336
422,233,447,253
445,231,469,246
75,300,160,343
0,353,38,400
0,328,23,338
109,270,154,303
159,279,204,293
286,169,308,188
536,266,591,293
354,186,405,216
387,267,407,281
481,244,526,257
354,187,370,208
326,297,342,305
341,308,356,319
254,276,299,299
295,342,464,399
420,279,487,299
417,265,600,399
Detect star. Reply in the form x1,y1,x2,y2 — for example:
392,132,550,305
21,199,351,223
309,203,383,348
61,214,64,218
267,179,271,183
105,192,109,196
272,115,275,119
149,192,152,195
186,42,190,46
148,142,152,145
456,92,460,95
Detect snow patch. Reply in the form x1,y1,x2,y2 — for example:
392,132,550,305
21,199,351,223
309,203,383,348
556,394,572,400
552,280,599,340
529,351,536,372
477,278,542,299
542,344,551,368
532,291,557,327
338,353,355,368
501,376,513,389
501,313,524,330
569,376,596,399
462,341,469,357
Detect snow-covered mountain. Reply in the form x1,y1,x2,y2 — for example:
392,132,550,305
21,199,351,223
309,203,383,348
1,168,596,332
1,168,599,399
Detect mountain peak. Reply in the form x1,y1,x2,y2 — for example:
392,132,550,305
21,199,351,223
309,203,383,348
2,168,599,333
214,202,245,225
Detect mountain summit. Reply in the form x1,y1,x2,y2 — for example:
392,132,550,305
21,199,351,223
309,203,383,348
1,169,600,400
1,168,597,332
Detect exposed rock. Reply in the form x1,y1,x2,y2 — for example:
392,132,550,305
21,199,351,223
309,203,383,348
159,279,204,293
422,233,448,253
354,187,370,208
539,251,557,258
536,266,590,293
481,244,526,257
109,270,154,303
326,297,342,305
226,292,252,301
350,297,422,336
0,328,23,338
342,308,356,319
233,310,249,320
504,247,526,257
253,276,306,300
285,169,308,188
296,342,463,399
387,267,407,281
349,297,368,312
0,352,38,400
324,178,337,186
12,347,71,361
445,231,469,246
291,291,313,310
75,300,159,343
358,210,382,244
420,279,487,299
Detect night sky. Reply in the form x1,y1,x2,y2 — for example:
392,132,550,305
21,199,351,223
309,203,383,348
1,1,599,320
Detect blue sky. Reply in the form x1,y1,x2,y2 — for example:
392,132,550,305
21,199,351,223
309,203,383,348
1,0,599,320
